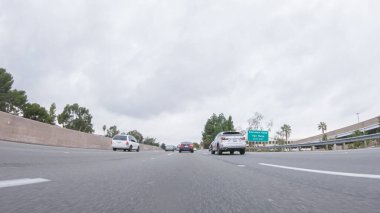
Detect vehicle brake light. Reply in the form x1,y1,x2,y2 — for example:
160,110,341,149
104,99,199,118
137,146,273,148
126,141,129,145
241,137,245,140
221,137,228,140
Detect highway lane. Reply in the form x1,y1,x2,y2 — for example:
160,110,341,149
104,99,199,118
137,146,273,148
1,140,380,213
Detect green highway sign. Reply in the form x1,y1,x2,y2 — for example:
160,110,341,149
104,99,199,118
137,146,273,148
247,130,269,142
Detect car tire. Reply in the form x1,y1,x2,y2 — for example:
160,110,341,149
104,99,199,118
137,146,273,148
128,146,132,152
123,149,127,152
113,148,117,151
191,150,194,153
217,146,223,155
230,151,234,155
240,149,245,155
136,146,139,152
211,150,215,154
179,150,182,153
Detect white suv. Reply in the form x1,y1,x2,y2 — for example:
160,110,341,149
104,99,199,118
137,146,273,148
210,131,246,155
112,134,140,152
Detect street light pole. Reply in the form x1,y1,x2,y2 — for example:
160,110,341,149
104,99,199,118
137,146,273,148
356,113,360,124
357,112,365,135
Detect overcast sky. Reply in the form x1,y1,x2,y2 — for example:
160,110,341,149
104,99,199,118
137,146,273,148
1,0,379,145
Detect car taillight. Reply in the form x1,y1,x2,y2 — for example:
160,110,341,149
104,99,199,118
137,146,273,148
126,141,129,145
241,137,245,141
180,144,184,147
221,137,228,140
190,144,193,147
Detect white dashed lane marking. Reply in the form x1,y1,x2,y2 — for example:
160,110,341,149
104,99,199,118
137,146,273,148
0,178,51,188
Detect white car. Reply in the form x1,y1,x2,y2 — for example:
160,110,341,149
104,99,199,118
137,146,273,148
210,131,246,155
165,145,176,151
112,134,140,152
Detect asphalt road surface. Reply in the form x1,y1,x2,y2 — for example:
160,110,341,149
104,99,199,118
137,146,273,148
1,140,380,213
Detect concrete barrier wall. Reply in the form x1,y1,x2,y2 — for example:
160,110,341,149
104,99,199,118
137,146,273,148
0,111,161,151
140,144,162,151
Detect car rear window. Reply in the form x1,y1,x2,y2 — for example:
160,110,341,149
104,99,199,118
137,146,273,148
222,132,242,136
113,135,127,141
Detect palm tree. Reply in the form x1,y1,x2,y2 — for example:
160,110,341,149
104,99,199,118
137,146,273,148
318,122,327,140
318,122,327,134
281,124,292,145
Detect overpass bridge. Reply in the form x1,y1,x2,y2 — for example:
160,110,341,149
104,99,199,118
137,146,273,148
293,116,380,144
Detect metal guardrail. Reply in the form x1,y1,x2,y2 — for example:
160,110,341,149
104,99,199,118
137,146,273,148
257,132,380,150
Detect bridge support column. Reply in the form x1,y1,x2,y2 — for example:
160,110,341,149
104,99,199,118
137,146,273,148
325,145,328,150
311,146,315,151
333,144,336,150
298,147,301,151
342,143,346,150
363,140,367,148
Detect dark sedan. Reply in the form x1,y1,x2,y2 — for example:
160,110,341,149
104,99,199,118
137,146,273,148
179,142,194,153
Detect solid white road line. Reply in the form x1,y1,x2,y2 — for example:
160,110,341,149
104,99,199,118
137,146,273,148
259,163,380,179
0,178,51,188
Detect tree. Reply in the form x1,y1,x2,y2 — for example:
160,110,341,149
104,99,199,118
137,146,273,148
127,130,144,143
193,142,200,149
102,125,107,135
47,103,56,125
0,68,27,115
235,126,246,135
274,130,286,145
266,120,273,133
160,143,166,150
106,125,119,138
202,113,219,149
22,103,49,123
57,103,94,133
201,113,235,149
143,137,159,147
281,124,292,144
224,115,235,131
352,130,363,137
247,112,264,130
318,122,327,141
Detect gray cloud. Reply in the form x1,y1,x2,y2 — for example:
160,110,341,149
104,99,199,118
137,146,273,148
1,0,379,143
